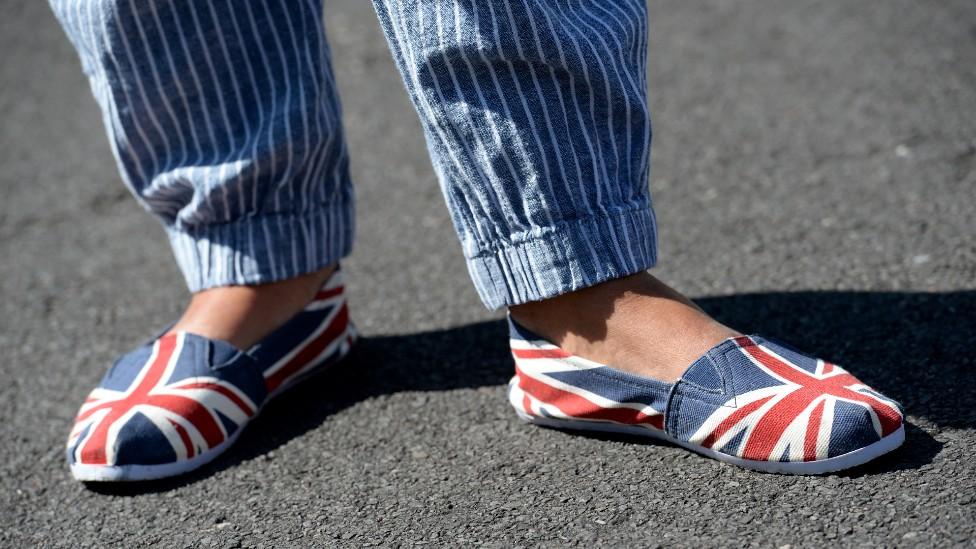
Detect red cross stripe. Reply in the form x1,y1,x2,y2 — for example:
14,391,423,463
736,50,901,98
263,301,350,393
72,333,256,465
512,347,665,430
723,336,902,461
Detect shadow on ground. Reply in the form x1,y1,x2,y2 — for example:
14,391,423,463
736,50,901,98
87,290,973,494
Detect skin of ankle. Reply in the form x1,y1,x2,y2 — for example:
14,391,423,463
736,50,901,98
508,272,739,382
167,264,336,350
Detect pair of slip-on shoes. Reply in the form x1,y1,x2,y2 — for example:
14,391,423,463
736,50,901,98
67,271,904,480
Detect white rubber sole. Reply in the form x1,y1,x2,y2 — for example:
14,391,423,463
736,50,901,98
515,410,905,475
70,324,358,482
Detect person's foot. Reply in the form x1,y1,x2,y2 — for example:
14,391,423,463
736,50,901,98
508,271,739,382
506,314,905,474
506,271,905,474
167,264,337,350
67,267,356,482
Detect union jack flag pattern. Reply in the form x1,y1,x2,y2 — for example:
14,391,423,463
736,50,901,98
67,269,355,482
508,317,905,474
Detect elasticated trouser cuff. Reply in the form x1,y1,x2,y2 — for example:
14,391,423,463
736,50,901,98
166,201,354,292
466,205,658,310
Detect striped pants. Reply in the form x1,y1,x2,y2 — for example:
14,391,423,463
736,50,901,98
50,0,657,310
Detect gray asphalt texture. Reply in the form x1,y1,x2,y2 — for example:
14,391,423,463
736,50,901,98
2,0,975,547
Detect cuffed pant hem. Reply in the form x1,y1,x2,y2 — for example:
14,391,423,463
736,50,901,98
166,202,355,292
466,206,658,310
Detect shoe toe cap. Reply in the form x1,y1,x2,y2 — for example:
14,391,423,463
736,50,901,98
67,410,179,467
825,397,903,458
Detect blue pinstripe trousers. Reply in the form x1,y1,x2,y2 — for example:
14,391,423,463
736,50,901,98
50,0,657,310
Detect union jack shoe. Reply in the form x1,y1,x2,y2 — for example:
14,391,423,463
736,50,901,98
66,269,356,482
508,317,905,475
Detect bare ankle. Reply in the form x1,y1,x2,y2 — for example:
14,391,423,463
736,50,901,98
509,272,684,343
167,264,338,349
508,272,739,382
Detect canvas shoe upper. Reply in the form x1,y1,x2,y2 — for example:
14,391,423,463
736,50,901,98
66,269,355,482
507,316,904,474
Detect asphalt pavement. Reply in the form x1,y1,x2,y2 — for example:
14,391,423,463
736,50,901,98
1,0,974,546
